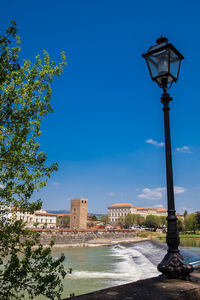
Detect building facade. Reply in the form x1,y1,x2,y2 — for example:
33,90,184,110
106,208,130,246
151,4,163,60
136,207,158,217
70,198,88,229
108,203,167,223
13,209,56,228
108,203,137,223
34,210,57,228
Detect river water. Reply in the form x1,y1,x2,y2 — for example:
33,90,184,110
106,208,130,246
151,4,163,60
36,241,200,299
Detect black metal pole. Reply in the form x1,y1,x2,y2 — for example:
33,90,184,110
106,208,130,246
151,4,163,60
157,88,193,279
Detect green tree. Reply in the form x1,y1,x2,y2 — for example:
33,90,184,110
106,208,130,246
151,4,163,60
184,213,198,233
195,211,200,229
159,216,167,228
146,215,159,231
33,221,39,228
177,218,184,232
136,215,145,227
116,216,125,227
0,22,67,299
56,215,70,228
100,214,109,225
132,214,138,226
91,215,98,221
125,213,133,227
184,210,188,218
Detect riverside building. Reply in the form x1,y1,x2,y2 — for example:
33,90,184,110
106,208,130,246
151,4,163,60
34,210,57,228
108,203,137,223
108,203,167,223
12,208,57,228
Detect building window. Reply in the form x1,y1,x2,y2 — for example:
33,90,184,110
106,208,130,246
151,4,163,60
74,216,76,219
74,208,76,212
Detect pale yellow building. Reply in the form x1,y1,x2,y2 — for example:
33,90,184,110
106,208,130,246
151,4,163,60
108,203,137,223
108,203,167,223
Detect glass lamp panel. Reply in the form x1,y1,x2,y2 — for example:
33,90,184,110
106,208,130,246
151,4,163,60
147,56,158,79
147,49,169,79
156,74,174,85
169,50,181,80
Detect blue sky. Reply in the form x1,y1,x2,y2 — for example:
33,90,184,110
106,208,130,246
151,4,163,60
1,0,200,213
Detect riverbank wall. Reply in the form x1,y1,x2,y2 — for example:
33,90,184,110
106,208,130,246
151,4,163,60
33,229,138,247
64,272,200,300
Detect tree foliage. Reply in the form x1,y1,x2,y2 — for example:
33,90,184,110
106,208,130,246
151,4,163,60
56,215,70,228
177,217,184,232
145,215,159,231
116,216,125,226
184,213,198,233
125,213,133,226
0,22,67,299
90,215,98,221
100,214,109,225
195,211,200,229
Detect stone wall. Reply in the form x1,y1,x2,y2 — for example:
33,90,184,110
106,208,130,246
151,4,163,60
34,229,137,246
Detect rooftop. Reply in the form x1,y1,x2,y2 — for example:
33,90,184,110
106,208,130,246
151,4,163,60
108,204,167,211
109,203,135,208
35,211,56,216
143,207,157,210
57,213,71,217
157,208,167,212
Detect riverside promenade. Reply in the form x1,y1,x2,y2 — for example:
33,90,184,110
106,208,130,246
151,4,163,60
65,272,200,300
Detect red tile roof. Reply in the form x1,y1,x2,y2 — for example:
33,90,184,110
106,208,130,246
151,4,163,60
157,208,167,212
110,203,134,207
137,207,157,211
57,213,71,217
35,212,56,216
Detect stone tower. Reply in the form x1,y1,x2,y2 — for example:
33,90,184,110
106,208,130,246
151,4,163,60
70,198,88,229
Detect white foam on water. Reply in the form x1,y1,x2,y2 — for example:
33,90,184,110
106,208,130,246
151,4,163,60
69,271,132,279
111,244,160,281
68,244,159,283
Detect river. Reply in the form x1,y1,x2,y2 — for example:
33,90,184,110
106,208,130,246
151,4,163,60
35,240,200,299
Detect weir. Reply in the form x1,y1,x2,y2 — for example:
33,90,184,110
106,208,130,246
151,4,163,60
64,272,200,299
58,241,200,299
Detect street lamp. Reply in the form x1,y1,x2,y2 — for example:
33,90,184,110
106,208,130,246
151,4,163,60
142,37,193,279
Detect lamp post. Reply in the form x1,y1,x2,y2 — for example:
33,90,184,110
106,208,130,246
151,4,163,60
142,37,193,279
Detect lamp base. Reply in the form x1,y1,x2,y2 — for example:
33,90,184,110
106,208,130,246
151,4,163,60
157,251,193,279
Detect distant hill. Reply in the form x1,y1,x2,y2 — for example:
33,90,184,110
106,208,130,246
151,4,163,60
47,210,70,215
47,210,104,217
